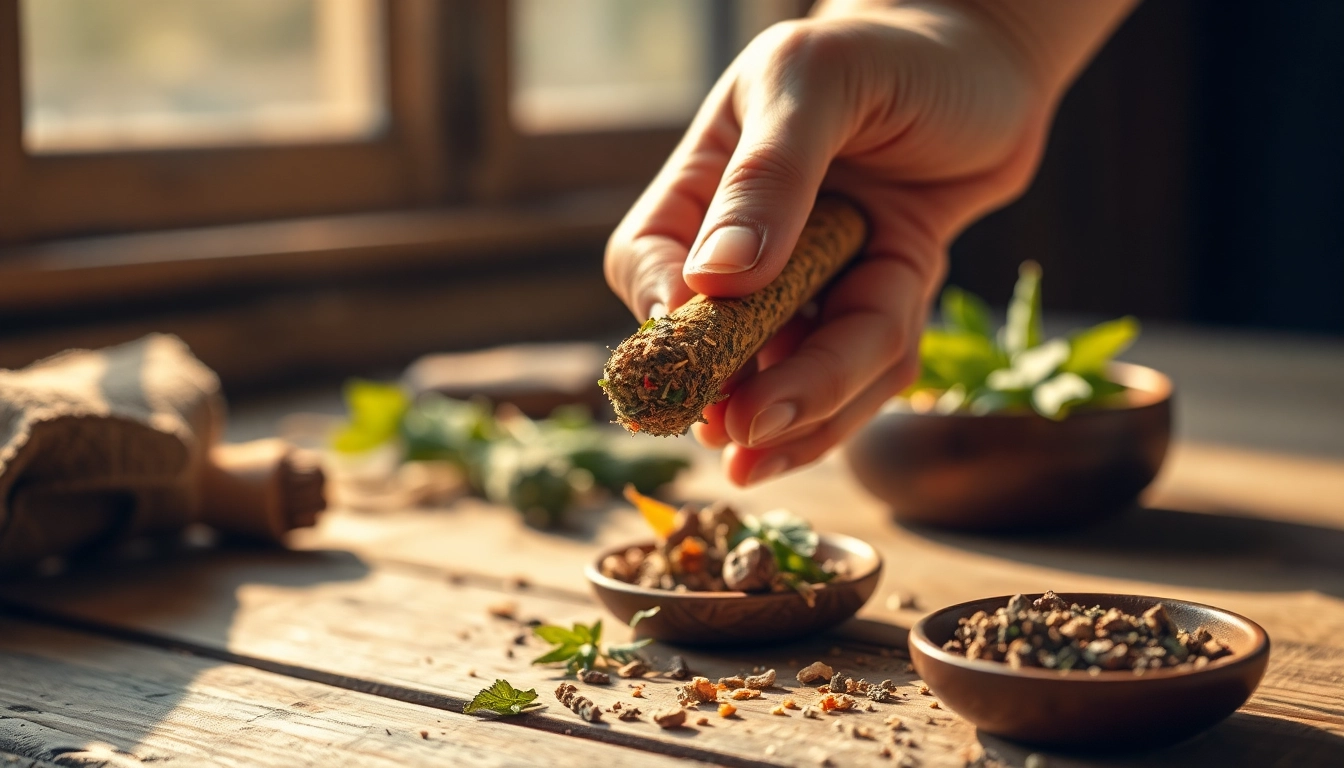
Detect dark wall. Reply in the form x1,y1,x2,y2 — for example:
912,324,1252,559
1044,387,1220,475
947,0,1344,335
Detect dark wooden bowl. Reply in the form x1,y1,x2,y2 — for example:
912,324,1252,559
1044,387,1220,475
585,533,882,646
910,593,1270,750
843,362,1172,532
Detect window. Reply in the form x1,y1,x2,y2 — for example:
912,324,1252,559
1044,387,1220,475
22,0,386,153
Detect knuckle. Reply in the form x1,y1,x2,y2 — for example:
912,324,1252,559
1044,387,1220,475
766,21,848,78
721,142,810,199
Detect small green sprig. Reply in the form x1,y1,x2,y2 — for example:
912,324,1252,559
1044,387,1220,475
463,679,541,716
531,607,661,674
910,261,1139,419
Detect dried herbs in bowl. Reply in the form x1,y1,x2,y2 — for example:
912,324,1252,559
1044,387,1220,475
604,488,840,604
586,497,883,645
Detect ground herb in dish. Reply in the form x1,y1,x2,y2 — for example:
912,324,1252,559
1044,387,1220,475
942,591,1233,674
603,488,838,601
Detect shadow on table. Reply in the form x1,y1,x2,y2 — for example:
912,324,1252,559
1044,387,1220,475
904,505,1344,598
0,544,370,764
978,711,1344,767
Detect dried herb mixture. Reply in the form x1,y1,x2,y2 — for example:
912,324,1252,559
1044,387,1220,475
942,591,1233,674
603,488,841,601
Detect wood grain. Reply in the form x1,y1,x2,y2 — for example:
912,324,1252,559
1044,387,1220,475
0,616,696,768
1,541,1339,767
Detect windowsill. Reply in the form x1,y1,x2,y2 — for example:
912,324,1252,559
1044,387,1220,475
0,185,639,313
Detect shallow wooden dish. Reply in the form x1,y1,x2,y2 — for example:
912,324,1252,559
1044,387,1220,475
844,362,1172,532
585,533,882,646
910,592,1270,750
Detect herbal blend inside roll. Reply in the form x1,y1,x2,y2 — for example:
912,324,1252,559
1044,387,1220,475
602,198,868,436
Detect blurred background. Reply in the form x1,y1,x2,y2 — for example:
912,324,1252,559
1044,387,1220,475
1,0,1340,451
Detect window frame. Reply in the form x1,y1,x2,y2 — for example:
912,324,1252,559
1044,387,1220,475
0,0,457,243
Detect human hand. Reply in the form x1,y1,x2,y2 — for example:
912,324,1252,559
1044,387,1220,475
604,0,1133,486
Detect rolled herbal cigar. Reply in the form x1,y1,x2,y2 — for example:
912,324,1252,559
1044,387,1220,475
601,197,868,436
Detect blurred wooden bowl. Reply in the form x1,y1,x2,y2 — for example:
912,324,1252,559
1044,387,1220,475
843,362,1172,532
585,533,881,646
910,592,1270,749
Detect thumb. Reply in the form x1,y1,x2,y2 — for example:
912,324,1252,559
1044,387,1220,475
683,89,845,298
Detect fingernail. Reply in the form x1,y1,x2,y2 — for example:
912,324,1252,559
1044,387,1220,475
687,226,761,274
649,301,668,319
748,402,797,446
746,455,789,485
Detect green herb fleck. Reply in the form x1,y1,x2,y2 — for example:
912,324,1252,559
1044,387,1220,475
597,378,609,388
463,679,540,716
639,317,658,333
629,606,661,629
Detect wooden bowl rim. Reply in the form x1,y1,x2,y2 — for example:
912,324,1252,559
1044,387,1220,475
585,532,882,601
910,592,1269,684
887,361,1172,419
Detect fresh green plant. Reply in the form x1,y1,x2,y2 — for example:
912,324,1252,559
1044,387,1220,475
531,607,661,674
462,679,541,716
909,261,1139,419
331,382,689,528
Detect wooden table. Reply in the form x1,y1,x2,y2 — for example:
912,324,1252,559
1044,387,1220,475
1,330,1342,767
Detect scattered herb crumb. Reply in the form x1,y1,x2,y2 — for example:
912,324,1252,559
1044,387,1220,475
797,661,834,684
555,683,602,722
744,668,777,689
487,600,518,619
419,730,428,739
651,707,687,729
667,655,691,680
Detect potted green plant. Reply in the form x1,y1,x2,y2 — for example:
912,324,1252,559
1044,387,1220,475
844,262,1172,531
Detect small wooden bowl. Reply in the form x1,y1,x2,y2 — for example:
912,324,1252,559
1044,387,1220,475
910,593,1270,749
585,533,882,646
844,362,1172,532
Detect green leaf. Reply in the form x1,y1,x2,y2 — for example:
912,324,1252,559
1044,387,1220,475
532,645,581,665
968,388,1031,415
1000,261,1043,356
463,679,541,716
1063,316,1140,374
1031,371,1094,420
533,625,581,646
629,606,661,629
919,330,1003,391
1082,373,1128,399
753,509,819,558
639,317,657,333
986,338,1070,392
940,286,994,338
331,380,410,453
606,638,653,664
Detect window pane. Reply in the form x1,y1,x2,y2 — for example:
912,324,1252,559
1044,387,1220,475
511,0,797,134
21,0,386,153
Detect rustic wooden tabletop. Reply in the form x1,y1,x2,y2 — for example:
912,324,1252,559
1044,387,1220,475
0,328,1341,767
